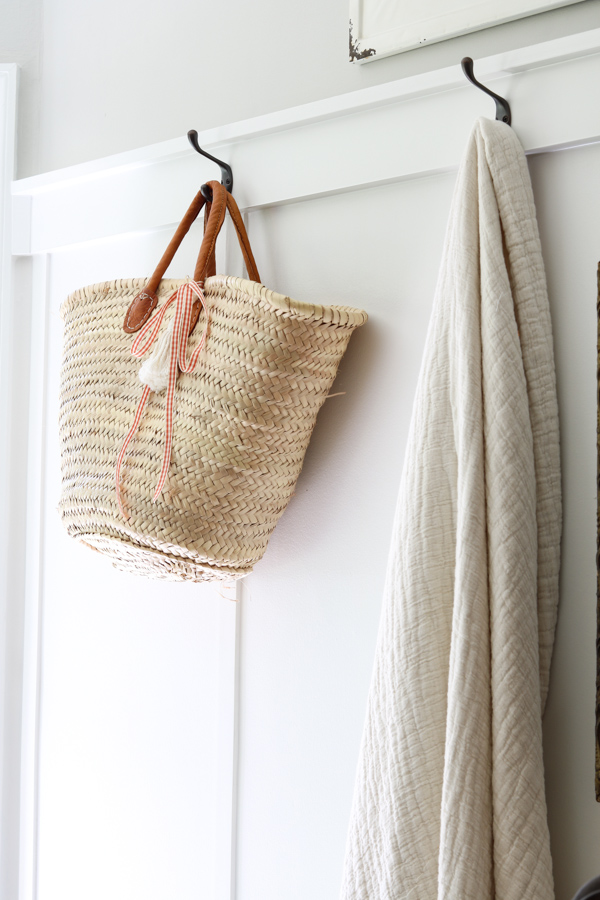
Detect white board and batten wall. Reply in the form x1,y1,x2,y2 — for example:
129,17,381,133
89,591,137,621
6,29,600,900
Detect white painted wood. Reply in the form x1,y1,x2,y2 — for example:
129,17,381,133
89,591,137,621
0,64,17,282
0,61,19,900
11,194,33,258
234,138,600,900
30,232,228,900
24,214,245,900
236,177,455,900
0,69,18,554
348,0,585,62
214,220,243,900
215,591,241,900
10,28,600,900
11,29,600,255
527,145,600,899
19,253,49,900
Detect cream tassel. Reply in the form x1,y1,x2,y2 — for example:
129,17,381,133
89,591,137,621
138,319,174,393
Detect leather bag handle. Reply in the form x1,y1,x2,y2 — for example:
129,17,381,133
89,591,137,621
123,180,260,333
200,182,260,284
204,201,217,280
202,190,261,286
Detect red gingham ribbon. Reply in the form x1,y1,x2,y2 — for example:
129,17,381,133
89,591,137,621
115,280,209,519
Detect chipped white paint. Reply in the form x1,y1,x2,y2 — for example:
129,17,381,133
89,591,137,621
348,0,586,62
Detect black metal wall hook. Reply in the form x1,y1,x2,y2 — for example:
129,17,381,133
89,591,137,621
571,874,600,900
187,129,234,201
460,58,511,126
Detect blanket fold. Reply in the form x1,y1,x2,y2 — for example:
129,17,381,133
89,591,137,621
341,117,561,900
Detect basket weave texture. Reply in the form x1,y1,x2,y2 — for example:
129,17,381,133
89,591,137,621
59,274,367,581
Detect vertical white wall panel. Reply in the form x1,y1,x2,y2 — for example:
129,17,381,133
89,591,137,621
529,142,600,900
35,227,226,900
236,176,455,900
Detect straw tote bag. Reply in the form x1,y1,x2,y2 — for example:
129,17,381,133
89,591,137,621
58,182,367,582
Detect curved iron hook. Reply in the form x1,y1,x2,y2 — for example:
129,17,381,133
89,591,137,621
460,58,511,126
571,875,600,900
187,129,234,201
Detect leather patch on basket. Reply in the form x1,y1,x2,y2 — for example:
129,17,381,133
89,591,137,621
188,298,202,334
123,290,158,333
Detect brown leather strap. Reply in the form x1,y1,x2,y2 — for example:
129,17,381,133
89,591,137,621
204,201,217,279
124,190,207,333
225,192,260,283
200,193,259,282
193,194,257,282
148,190,207,295
192,181,228,282
123,180,261,333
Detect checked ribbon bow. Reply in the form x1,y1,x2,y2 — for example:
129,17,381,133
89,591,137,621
115,280,209,519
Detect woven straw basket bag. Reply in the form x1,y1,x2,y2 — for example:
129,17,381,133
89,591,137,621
59,181,367,582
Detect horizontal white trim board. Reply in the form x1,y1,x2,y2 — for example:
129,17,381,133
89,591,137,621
11,28,600,256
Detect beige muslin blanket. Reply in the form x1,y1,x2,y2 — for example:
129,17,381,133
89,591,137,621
341,117,561,900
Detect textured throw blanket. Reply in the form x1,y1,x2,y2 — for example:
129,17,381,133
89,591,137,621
341,118,561,900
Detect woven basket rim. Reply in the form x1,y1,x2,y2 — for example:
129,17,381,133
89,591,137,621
211,275,368,326
61,275,368,327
